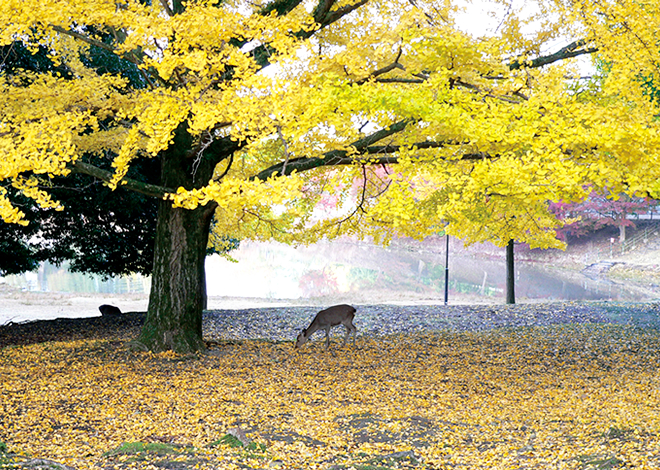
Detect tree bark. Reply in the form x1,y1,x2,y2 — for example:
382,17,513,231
136,201,213,352
506,239,515,304
135,123,218,353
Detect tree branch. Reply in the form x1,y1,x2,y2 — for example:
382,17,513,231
312,0,336,23
50,25,143,67
253,120,414,180
245,0,368,71
69,161,174,199
509,39,599,70
368,39,598,90
355,48,404,85
158,0,174,17
375,77,426,84
189,133,247,169
50,25,112,53
252,119,482,181
317,0,370,28
253,145,486,180
368,40,596,102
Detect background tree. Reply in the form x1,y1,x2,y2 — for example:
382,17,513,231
550,192,658,243
2,0,660,352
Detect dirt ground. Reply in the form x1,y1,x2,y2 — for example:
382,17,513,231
0,283,314,325
2,301,660,470
0,287,147,325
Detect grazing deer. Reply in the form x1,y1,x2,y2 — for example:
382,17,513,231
99,304,122,316
295,304,357,349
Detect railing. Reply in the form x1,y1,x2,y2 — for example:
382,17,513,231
582,221,660,263
620,224,660,254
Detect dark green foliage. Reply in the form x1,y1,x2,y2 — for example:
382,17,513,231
37,160,160,278
640,73,660,106
0,41,157,277
0,159,159,278
0,212,41,276
79,32,148,88
0,41,71,77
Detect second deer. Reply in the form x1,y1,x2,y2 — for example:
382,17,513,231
295,304,357,350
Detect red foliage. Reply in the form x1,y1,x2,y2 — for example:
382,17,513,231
549,191,658,239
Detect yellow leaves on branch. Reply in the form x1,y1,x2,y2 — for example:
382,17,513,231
170,173,317,244
12,176,63,211
556,0,660,96
0,187,27,225
108,127,142,189
1,0,660,249
170,174,305,211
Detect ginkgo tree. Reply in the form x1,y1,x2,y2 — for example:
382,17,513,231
2,0,660,352
0,40,161,279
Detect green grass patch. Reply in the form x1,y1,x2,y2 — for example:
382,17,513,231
578,454,625,469
207,434,267,453
103,441,193,457
0,442,12,469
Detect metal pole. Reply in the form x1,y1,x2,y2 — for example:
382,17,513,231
506,239,515,304
444,233,449,305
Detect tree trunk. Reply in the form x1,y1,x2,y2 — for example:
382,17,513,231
506,239,515,304
136,200,213,353
135,122,218,353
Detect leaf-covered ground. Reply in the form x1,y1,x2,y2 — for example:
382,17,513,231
1,302,660,469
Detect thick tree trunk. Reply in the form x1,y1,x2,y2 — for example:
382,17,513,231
135,122,218,353
506,239,515,304
136,201,213,353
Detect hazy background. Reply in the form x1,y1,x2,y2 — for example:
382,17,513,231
3,227,659,325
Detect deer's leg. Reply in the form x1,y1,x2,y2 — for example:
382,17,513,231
324,327,331,349
341,324,351,346
341,321,357,347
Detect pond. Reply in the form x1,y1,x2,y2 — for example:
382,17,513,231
446,256,649,302
2,239,655,305
203,239,656,303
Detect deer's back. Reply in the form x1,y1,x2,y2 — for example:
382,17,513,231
314,304,356,327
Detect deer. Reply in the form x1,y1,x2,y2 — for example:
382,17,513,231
99,304,122,316
295,304,357,350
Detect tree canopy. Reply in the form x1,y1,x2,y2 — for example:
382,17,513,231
0,41,158,278
2,0,659,247
1,0,659,351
